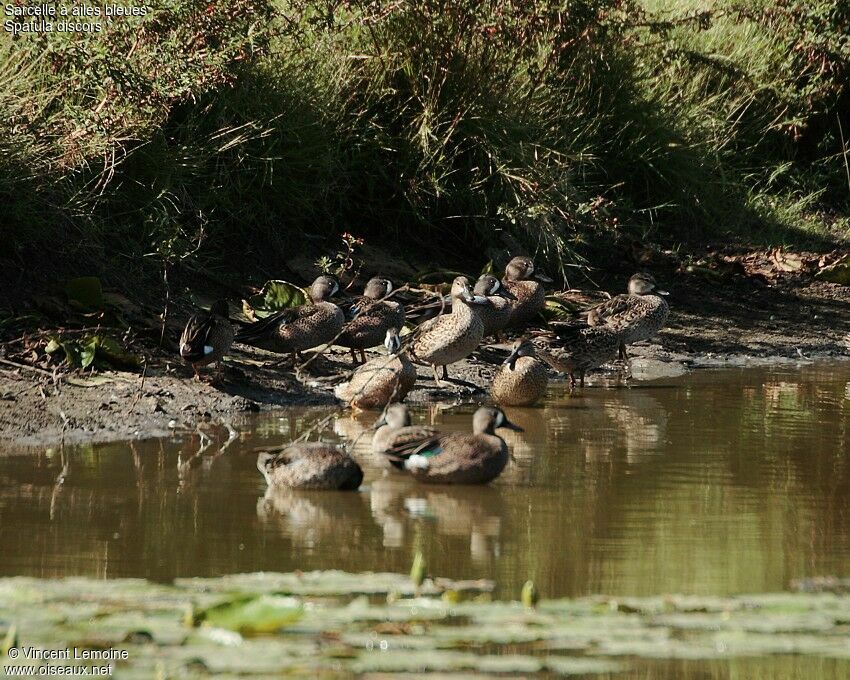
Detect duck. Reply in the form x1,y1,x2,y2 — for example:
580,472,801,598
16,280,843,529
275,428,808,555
371,403,438,457
502,256,550,327
257,442,363,490
586,272,669,360
235,276,345,365
381,406,522,484
530,322,621,390
179,299,235,380
473,274,516,341
491,338,548,406
336,277,406,365
408,276,486,385
334,328,417,410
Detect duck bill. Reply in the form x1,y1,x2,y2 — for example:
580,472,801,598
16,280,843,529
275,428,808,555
497,288,517,300
501,418,524,432
503,349,520,370
534,272,553,283
656,289,670,296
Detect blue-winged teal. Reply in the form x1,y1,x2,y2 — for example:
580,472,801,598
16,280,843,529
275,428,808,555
473,274,516,341
502,256,550,327
381,406,522,484
409,276,486,385
587,272,669,360
236,276,345,365
371,403,438,457
179,299,235,380
257,442,363,490
531,323,621,390
491,338,548,406
337,277,406,364
335,328,417,410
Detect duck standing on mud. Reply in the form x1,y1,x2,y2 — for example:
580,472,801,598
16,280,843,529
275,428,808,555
235,275,344,366
586,272,669,361
336,277,406,365
381,406,522,484
502,256,550,327
179,299,234,381
531,323,621,391
408,276,486,386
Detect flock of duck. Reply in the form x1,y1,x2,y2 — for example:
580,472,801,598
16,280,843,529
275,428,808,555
179,256,669,491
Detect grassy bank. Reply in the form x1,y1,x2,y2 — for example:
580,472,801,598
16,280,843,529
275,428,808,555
1,0,848,304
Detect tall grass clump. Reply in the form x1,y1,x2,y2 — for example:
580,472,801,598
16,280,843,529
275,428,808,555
1,0,848,302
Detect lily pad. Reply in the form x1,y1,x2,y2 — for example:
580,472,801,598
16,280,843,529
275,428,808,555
195,595,303,634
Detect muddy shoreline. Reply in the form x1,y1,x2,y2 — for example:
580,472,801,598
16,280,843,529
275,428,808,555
1,272,849,448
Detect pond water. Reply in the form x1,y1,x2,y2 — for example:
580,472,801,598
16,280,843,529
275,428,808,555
2,361,848,601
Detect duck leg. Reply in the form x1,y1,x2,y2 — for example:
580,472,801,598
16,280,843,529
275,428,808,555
441,365,449,382
579,369,585,388
349,348,359,365
432,364,443,387
568,372,577,393
360,349,367,364
191,364,201,381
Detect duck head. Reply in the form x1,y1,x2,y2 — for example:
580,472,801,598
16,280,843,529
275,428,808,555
628,272,668,296
503,338,537,371
383,327,402,355
475,274,516,300
504,256,552,283
363,277,394,300
473,406,524,435
310,275,340,302
373,402,411,430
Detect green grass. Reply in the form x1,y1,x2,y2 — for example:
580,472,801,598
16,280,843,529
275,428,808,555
1,0,848,303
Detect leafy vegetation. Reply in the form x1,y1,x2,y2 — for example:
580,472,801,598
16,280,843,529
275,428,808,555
1,0,848,302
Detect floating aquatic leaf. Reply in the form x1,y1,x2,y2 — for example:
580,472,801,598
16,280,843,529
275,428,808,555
66,277,103,309
195,595,303,634
246,281,308,319
521,580,539,609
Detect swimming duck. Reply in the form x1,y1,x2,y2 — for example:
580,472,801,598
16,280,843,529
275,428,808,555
587,272,669,360
408,276,486,385
473,274,516,341
371,403,438,457
502,256,549,327
381,406,522,484
335,328,417,410
531,323,621,390
491,338,548,406
257,442,363,490
235,276,344,365
336,277,406,365
179,299,234,380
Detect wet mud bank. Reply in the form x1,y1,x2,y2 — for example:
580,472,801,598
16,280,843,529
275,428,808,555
1,275,848,448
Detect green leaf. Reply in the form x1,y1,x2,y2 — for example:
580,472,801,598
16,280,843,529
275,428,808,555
79,336,99,369
540,296,579,322
815,257,850,285
65,277,103,309
197,595,303,634
45,338,62,354
95,335,141,368
480,261,494,275
247,280,308,319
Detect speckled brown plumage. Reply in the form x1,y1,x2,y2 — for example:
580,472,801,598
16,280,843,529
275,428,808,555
257,443,363,490
587,272,669,347
335,330,417,410
409,276,485,382
491,339,548,406
371,404,438,458
336,278,406,363
236,276,344,355
472,275,514,339
531,323,620,389
502,256,546,327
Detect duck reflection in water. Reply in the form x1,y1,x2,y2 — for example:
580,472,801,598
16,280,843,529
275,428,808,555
369,475,504,564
